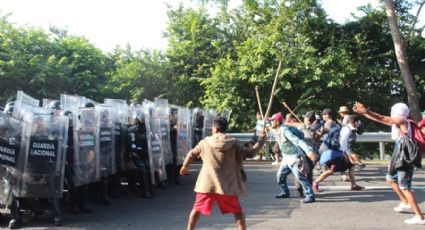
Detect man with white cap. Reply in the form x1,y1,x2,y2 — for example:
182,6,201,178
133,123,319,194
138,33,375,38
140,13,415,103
354,102,425,225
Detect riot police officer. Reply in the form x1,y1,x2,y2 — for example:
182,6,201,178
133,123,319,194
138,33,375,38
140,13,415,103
169,108,181,185
192,108,204,147
127,112,153,198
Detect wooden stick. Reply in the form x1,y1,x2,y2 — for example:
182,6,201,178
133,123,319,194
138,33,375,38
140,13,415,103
255,86,265,119
293,95,315,112
282,101,303,123
263,61,282,122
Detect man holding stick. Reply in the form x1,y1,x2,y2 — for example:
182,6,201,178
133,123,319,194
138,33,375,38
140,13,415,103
180,117,266,230
269,112,317,203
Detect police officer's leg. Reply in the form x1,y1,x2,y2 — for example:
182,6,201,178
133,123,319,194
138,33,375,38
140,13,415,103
98,177,110,205
165,164,175,187
107,174,120,199
8,197,22,229
50,197,62,226
78,185,92,213
138,168,153,199
174,164,182,185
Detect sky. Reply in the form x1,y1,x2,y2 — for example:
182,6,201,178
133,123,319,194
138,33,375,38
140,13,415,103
0,0,404,53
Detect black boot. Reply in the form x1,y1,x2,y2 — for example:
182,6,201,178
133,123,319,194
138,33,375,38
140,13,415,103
9,198,23,229
51,197,62,226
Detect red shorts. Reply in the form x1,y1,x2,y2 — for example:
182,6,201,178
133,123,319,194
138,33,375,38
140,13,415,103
193,193,242,216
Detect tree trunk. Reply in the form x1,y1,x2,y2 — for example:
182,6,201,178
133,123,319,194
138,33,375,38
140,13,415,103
384,0,421,121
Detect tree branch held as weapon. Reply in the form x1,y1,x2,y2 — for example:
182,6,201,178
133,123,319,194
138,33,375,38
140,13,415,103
255,86,265,120
293,95,315,112
263,61,282,127
282,101,303,123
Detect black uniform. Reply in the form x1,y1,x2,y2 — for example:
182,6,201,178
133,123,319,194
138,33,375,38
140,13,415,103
127,121,153,198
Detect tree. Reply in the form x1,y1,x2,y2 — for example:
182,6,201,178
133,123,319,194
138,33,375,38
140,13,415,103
383,0,424,120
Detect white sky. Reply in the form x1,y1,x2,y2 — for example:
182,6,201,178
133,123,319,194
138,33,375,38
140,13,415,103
0,0,418,53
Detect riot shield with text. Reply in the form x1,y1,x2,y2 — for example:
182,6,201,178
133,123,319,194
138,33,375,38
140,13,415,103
177,107,192,165
155,98,172,165
143,101,166,183
0,113,24,204
104,99,128,171
17,112,68,198
95,105,115,176
73,108,99,186
202,109,217,139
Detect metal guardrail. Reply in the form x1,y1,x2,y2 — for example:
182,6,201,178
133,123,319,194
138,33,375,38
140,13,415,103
227,132,393,160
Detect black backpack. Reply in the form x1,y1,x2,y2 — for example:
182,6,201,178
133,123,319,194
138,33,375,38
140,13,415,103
323,125,341,151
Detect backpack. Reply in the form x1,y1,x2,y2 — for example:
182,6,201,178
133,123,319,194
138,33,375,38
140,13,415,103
408,120,425,155
287,126,305,140
356,119,365,135
323,125,342,151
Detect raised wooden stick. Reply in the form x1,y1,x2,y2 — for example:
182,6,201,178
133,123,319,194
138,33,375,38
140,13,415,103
293,95,315,112
255,86,265,119
263,61,282,124
282,101,303,123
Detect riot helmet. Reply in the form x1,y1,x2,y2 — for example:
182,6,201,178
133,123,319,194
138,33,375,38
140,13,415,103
49,100,61,110
60,110,72,117
134,111,145,124
134,111,146,132
4,101,15,115
83,101,95,108
130,102,140,108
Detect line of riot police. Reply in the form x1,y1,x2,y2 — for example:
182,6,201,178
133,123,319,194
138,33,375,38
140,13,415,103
0,91,226,229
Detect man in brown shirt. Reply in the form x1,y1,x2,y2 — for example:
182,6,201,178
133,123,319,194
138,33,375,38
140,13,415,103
180,117,265,230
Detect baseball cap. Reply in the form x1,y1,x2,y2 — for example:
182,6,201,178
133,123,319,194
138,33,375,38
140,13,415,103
268,112,284,122
321,108,333,116
302,111,316,121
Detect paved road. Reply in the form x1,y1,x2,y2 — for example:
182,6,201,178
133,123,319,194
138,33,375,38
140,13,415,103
2,161,425,229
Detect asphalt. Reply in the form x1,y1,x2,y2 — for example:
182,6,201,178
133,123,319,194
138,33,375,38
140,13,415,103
2,161,425,230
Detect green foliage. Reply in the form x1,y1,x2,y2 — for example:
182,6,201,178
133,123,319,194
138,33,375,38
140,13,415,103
1,1,425,131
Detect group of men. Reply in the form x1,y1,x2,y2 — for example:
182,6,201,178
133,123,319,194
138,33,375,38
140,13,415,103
180,102,425,230
0,91,216,229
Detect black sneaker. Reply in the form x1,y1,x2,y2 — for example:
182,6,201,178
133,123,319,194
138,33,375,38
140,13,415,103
275,193,289,199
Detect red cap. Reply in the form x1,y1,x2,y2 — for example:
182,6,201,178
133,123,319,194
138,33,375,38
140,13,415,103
268,113,284,122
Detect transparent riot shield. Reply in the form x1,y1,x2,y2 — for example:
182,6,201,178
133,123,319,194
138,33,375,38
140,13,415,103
202,109,217,139
155,98,172,165
17,112,68,198
0,113,24,204
104,99,128,171
60,94,85,114
73,107,99,186
12,91,40,119
176,107,192,165
191,108,204,147
95,105,115,176
143,100,166,184
220,108,232,122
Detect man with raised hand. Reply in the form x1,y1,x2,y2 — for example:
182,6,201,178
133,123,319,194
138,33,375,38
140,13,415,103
354,102,424,225
180,116,265,230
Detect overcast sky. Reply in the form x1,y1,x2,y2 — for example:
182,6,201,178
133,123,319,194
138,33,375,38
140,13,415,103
0,0,401,52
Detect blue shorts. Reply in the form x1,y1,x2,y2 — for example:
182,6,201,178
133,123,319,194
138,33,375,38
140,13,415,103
386,169,413,190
